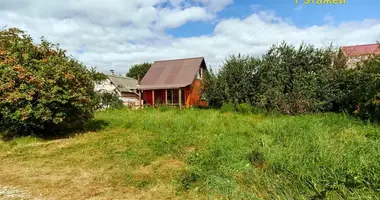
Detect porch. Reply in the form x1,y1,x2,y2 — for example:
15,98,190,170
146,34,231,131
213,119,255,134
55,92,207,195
141,88,187,108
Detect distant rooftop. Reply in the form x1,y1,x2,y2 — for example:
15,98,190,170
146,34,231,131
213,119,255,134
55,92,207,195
107,74,138,92
341,43,380,57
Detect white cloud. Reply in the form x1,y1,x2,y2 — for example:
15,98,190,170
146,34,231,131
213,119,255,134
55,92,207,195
192,0,234,12
157,6,213,29
0,0,380,75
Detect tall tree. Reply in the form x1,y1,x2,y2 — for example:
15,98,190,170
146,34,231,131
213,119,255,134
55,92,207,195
126,62,151,80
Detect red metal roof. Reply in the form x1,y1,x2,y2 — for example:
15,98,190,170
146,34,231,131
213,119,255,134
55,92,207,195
341,43,380,57
139,57,206,90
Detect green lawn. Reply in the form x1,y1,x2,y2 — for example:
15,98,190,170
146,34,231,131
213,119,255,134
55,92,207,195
1,108,380,199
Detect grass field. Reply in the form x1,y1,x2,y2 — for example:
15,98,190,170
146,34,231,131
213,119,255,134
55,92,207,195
1,108,380,199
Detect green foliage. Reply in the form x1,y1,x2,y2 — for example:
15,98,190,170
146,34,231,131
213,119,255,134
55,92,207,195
258,42,336,114
93,92,124,110
89,66,108,83
202,68,224,108
220,102,235,113
336,55,380,121
0,28,96,138
220,101,255,115
235,103,253,114
203,42,380,121
126,62,151,80
203,55,260,108
247,150,266,167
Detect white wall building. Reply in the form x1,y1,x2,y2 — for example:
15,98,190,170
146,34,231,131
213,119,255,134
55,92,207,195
95,74,140,106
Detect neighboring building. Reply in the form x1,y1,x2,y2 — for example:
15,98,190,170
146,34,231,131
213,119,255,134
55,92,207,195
339,43,380,68
137,57,208,108
95,74,140,106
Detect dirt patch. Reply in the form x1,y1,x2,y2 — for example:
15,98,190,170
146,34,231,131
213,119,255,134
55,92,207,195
0,185,35,200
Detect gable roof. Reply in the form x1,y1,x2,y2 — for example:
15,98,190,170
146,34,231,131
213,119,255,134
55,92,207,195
108,75,138,93
139,57,206,90
340,43,380,57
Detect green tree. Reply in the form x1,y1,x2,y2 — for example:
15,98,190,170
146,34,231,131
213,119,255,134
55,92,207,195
126,62,151,80
218,54,261,105
203,55,261,108
337,55,380,121
202,67,223,108
0,28,96,138
89,66,108,83
258,42,336,114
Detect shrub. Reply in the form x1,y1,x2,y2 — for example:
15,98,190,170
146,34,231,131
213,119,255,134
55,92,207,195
220,102,236,113
203,55,260,108
202,42,380,119
337,55,380,122
235,103,252,114
203,43,337,114
258,42,336,114
94,92,124,110
202,68,224,108
0,28,96,138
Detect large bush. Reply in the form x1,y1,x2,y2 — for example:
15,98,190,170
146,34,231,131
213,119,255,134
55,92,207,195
93,91,124,110
337,55,380,122
203,55,260,108
204,43,337,114
0,28,96,137
203,42,380,120
258,42,337,114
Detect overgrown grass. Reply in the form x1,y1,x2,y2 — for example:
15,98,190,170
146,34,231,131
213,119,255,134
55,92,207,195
1,108,380,199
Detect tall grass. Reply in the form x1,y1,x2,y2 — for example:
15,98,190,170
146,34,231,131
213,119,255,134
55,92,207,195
94,108,380,199
1,108,380,199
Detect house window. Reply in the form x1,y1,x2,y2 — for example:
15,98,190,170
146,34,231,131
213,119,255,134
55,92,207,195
172,89,179,104
196,68,203,79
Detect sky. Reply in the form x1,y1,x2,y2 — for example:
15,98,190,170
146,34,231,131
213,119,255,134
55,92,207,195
0,0,380,74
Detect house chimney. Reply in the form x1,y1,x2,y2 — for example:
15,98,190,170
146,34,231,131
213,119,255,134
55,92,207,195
137,75,141,86
110,70,114,75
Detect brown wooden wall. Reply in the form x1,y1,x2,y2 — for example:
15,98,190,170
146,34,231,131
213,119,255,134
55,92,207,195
185,79,207,108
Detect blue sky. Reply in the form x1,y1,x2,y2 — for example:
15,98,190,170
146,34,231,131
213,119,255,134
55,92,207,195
1,0,379,73
168,0,380,37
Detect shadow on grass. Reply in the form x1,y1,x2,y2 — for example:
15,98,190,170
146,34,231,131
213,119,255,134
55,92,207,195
1,119,110,142
41,119,110,140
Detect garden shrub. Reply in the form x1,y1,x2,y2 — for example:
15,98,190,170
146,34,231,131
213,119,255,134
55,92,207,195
257,42,336,114
0,28,96,138
94,92,124,110
235,103,252,114
337,55,380,122
203,42,380,122
220,102,236,113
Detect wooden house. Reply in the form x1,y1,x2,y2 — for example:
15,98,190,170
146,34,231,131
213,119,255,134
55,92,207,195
137,57,208,108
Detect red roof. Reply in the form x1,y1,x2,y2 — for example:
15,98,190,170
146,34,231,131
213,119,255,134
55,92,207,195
341,43,380,57
139,57,206,90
